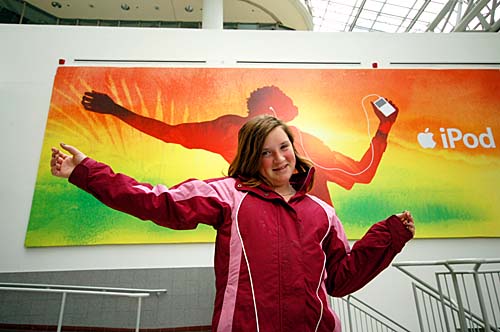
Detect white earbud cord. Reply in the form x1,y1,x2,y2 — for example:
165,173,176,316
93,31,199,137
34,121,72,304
296,94,381,176
268,106,278,118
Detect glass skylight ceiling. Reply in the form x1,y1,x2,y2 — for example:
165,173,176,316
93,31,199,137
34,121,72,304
301,0,500,32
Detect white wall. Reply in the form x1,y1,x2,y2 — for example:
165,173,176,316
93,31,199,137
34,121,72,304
1,24,499,330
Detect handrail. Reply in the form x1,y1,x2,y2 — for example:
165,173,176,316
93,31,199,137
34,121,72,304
393,258,500,267
331,294,411,331
0,282,168,332
392,258,500,301
0,282,167,295
345,295,412,332
0,286,149,297
412,282,488,331
392,258,500,332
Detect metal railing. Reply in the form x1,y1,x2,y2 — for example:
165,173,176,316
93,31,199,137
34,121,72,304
0,282,167,332
330,295,411,332
393,258,500,332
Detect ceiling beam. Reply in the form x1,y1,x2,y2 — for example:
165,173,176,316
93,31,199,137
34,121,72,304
491,0,498,25
488,16,500,30
348,0,368,31
427,0,456,31
453,0,491,31
405,0,432,32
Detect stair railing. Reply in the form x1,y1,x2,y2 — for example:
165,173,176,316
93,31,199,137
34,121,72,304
393,258,500,332
0,282,167,332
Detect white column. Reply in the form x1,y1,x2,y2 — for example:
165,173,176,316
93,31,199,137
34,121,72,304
202,0,224,29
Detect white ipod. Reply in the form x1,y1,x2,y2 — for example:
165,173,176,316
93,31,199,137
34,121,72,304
374,97,396,117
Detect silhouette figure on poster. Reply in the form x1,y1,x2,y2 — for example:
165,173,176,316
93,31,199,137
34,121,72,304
81,86,398,205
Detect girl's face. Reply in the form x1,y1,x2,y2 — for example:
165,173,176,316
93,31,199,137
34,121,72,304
258,126,296,190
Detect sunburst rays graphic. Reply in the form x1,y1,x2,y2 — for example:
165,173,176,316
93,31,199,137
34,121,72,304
42,67,221,185
46,73,188,154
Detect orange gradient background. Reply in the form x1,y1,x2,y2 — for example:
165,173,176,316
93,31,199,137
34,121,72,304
26,67,500,247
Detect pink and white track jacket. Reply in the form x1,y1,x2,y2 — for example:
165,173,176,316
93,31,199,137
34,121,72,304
69,158,413,332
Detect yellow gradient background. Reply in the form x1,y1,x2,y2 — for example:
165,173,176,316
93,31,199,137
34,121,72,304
26,67,500,247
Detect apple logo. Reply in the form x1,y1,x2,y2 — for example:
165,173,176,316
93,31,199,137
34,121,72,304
418,128,436,149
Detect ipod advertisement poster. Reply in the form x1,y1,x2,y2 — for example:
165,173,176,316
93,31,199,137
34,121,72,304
26,67,499,247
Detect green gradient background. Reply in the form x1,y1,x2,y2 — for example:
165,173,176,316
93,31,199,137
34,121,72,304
26,67,500,247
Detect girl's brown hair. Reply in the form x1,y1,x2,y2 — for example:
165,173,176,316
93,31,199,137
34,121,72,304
228,115,313,190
